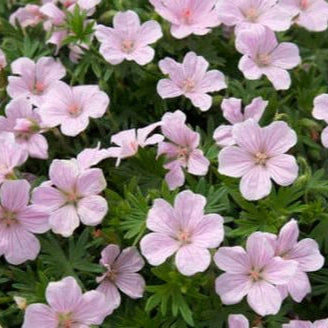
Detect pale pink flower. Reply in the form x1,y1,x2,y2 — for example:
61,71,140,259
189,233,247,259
22,276,109,328
95,10,163,66
10,5,45,28
32,159,108,237
280,0,328,32
0,49,7,70
214,97,268,147
149,0,220,39
312,94,328,147
96,245,145,312
218,119,298,201
39,81,110,136
217,0,293,33
76,143,112,170
269,219,324,302
7,56,66,107
214,232,298,316
140,190,224,276
59,0,101,13
158,110,210,190
0,133,28,184
229,314,249,328
107,122,164,166
0,98,48,159
236,26,301,90
0,180,49,265
157,52,226,111
283,319,328,328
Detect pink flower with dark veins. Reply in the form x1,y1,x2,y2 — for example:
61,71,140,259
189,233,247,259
96,244,145,313
7,56,66,107
96,10,163,66
157,52,226,111
149,0,220,39
236,26,301,90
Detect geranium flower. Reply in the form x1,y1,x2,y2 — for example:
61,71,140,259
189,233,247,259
0,180,49,265
140,190,224,276
283,318,328,328
229,314,249,328
214,232,298,316
96,245,145,312
218,119,298,201
236,26,301,90
39,81,110,136
7,56,66,106
22,276,109,328
0,98,49,159
107,122,164,166
158,110,210,190
279,0,328,32
149,0,220,39
217,0,293,33
157,52,226,111
214,97,268,147
32,159,108,237
10,4,45,28
95,10,162,66
312,94,328,147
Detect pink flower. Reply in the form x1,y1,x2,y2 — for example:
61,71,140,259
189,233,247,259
95,10,162,66
96,245,145,312
312,94,328,147
140,190,224,276
0,98,49,159
7,56,66,107
157,52,226,111
269,219,324,302
280,0,328,32
107,122,164,166
218,119,298,201
217,0,293,33
0,49,7,70
158,110,210,190
76,143,112,170
0,180,49,265
283,319,328,328
39,81,110,136
149,0,220,39
32,159,108,237
10,5,45,28
214,232,298,316
236,26,301,90
0,133,28,184
228,314,249,328
22,276,109,328
59,0,101,13
214,97,268,147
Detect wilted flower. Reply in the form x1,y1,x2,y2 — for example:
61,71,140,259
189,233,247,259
97,244,145,312
283,318,328,328
39,81,110,136
157,52,226,111
0,98,49,159
7,56,66,107
0,180,49,265
32,159,108,237
214,97,268,147
149,0,220,39
22,276,109,328
158,110,210,190
218,119,298,201
107,122,164,166
236,26,301,90
96,10,162,66
10,4,45,28
214,232,298,316
312,94,328,147
140,190,224,276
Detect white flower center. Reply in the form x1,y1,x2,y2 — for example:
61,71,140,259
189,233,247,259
256,53,271,67
254,152,269,165
121,39,135,53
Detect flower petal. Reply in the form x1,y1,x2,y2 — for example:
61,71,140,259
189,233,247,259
77,195,108,226
22,304,58,328
115,272,145,298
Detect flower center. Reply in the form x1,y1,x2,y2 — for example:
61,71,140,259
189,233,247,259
177,229,191,245
181,8,192,24
177,147,190,163
63,0,75,8
250,269,262,281
300,0,309,10
14,118,40,134
66,192,79,203
121,40,135,53
1,208,17,226
256,53,271,67
33,81,45,94
130,140,138,152
245,7,258,22
58,312,74,328
67,104,82,117
106,269,118,281
254,152,268,165
182,78,195,93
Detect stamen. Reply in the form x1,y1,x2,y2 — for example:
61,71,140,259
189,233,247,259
182,78,195,93
256,53,271,67
177,229,191,244
181,8,192,24
67,104,82,117
245,7,258,22
121,40,135,53
254,152,268,165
